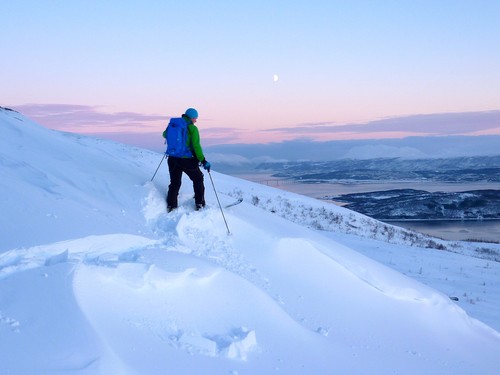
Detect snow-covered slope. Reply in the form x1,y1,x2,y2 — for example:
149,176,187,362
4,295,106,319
1,107,499,374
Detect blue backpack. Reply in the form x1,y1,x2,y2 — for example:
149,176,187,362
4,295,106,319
165,117,193,158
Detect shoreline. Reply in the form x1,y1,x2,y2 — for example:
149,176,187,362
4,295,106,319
384,218,500,222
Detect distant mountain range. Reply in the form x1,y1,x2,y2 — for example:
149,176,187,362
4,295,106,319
207,136,500,172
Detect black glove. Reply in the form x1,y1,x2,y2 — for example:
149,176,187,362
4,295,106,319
201,159,211,172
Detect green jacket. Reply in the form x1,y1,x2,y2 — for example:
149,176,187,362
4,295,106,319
184,115,205,162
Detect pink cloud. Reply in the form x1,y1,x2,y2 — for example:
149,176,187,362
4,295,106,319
10,104,500,146
268,110,500,138
13,103,168,132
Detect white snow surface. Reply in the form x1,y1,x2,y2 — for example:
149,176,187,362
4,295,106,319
1,107,500,374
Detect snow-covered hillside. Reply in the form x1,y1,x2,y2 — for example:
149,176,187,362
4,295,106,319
1,107,499,374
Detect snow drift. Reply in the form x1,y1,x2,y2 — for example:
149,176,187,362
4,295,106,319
1,107,499,374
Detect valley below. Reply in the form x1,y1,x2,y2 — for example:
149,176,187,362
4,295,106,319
228,156,500,242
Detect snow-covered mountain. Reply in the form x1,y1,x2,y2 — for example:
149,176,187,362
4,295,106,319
1,107,500,374
206,135,500,173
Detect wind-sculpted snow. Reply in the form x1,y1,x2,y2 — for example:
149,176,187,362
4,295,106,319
0,234,159,279
73,260,264,363
1,107,500,374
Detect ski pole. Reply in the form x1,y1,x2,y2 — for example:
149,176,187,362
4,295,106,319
151,153,166,181
208,171,231,235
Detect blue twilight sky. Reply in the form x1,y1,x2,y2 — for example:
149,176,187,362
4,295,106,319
2,0,500,146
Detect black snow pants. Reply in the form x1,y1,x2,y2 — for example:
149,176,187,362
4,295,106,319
166,156,205,209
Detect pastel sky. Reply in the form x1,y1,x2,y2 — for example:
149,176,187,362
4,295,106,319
3,0,500,146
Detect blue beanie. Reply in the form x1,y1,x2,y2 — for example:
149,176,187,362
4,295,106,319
185,108,198,119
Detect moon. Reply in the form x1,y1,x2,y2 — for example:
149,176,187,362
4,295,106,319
273,74,279,82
